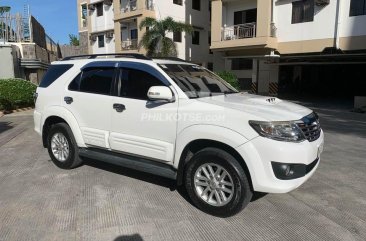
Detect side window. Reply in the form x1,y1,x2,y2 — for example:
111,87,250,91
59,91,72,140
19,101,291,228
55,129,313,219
120,68,165,100
39,64,73,88
69,68,115,95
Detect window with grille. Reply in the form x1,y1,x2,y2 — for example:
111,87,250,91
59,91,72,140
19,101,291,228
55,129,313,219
291,0,314,24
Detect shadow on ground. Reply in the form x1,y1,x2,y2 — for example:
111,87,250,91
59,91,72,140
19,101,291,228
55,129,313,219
114,234,144,241
83,157,266,208
0,121,14,134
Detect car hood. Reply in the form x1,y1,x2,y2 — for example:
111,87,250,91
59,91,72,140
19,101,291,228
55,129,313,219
197,93,312,121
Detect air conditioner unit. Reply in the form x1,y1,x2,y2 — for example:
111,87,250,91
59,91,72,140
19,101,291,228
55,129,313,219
104,0,113,6
88,4,95,10
315,0,330,6
89,35,97,41
106,32,114,39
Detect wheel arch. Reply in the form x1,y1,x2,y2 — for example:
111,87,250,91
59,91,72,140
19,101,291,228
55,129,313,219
176,138,253,190
41,107,85,148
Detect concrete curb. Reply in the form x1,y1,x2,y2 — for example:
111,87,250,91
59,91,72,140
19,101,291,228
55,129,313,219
0,107,34,117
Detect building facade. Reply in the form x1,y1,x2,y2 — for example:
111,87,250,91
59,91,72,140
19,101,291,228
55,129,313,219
0,11,59,83
77,0,218,69
211,0,366,98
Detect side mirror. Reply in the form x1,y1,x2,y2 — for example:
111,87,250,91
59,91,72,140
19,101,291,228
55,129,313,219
147,86,174,102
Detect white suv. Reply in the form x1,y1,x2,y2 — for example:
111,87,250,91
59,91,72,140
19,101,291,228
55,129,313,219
34,54,324,217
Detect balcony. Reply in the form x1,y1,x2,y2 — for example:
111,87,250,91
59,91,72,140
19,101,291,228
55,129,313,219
121,0,137,12
122,39,138,50
211,0,277,52
116,0,155,21
222,23,256,41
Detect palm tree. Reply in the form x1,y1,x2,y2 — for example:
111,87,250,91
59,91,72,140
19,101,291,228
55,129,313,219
68,34,80,46
139,17,193,57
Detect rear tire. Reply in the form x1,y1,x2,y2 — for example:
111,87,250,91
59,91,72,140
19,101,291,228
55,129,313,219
47,123,83,169
184,147,252,217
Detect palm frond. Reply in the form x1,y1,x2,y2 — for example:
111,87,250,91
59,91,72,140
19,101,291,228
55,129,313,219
138,17,194,57
161,37,177,57
139,17,157,30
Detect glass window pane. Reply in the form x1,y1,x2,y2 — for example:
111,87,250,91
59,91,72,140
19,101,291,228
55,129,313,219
79,68,114,95
39,64,73,88
120,68,165,100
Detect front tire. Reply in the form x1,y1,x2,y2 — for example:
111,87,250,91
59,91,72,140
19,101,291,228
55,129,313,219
184,147,252,217
47,123,83,169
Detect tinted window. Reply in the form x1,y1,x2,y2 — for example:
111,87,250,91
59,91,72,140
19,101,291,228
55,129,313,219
173,0,183,6
39,64,73,88
69,68,114,95
292,0,314,24
192,31,200,45
192,0,201,11
231,58,253,70
173,31,182,42
120,68,165,100
130,29,138,39
159,64,238,99
234,9,257,25
68,73,81,91
350,0,366,16
98,35,105,48
96,3,103,16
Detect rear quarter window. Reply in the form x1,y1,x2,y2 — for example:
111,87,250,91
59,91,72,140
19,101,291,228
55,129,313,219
39,64,73,88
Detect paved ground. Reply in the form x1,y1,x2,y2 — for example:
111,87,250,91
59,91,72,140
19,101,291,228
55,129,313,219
0,105,366,241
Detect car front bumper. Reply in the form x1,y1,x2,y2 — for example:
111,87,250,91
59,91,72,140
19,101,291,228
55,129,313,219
236,130,324,193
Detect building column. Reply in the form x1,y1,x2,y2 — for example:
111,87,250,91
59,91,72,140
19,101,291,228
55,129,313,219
114,0,122,53
136,17,147,55
211,0,222,44
114,22,122,53
137,0,145,10
256,0,271,38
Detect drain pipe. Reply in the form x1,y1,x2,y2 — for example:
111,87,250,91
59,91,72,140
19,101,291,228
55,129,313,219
334,0,341,49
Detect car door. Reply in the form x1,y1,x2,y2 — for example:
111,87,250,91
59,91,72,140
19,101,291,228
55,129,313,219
63,62,116,149
109,63,178,163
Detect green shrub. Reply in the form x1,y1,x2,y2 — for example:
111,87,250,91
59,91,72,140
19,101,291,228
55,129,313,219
216,71,240,91
0,79,37,111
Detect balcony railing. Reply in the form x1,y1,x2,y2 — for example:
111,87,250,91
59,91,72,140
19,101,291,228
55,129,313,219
122,39,138,50
121,0,154,13
221,23,256,41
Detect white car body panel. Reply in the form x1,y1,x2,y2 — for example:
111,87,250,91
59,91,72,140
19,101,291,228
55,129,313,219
109,95,178,162
62,91,113,149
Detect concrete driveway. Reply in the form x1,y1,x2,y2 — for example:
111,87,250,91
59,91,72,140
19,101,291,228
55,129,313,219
0,106,365,241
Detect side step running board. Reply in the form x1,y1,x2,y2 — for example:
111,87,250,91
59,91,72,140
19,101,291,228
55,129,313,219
79,148,177,180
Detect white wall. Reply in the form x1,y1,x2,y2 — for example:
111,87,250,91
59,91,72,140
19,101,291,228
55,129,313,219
89,1,115,54
274,0,337,42
339,0,366,37
91,36,115,54
90,2,115,32
156,0,213,66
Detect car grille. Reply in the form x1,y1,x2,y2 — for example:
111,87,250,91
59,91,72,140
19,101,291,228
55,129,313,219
296,112,321,142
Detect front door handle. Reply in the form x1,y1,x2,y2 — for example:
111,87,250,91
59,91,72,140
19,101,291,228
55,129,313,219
113,103,126,112
64,96,73,104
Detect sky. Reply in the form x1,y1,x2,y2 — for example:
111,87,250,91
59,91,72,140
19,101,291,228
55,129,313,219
1,0,78,44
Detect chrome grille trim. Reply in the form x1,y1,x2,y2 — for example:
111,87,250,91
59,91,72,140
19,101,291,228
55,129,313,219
296,112,321,142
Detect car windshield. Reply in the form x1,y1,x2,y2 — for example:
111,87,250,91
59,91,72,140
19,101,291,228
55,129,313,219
159,64,238,99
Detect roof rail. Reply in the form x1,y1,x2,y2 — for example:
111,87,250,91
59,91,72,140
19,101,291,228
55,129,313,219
152,57,192,63
62,53,151,61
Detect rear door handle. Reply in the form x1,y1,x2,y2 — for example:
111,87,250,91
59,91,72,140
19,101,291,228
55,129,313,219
113,103,126,112
64,96,73,104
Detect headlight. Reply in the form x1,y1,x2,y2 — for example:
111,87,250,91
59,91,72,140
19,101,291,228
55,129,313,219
249,120,305,142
